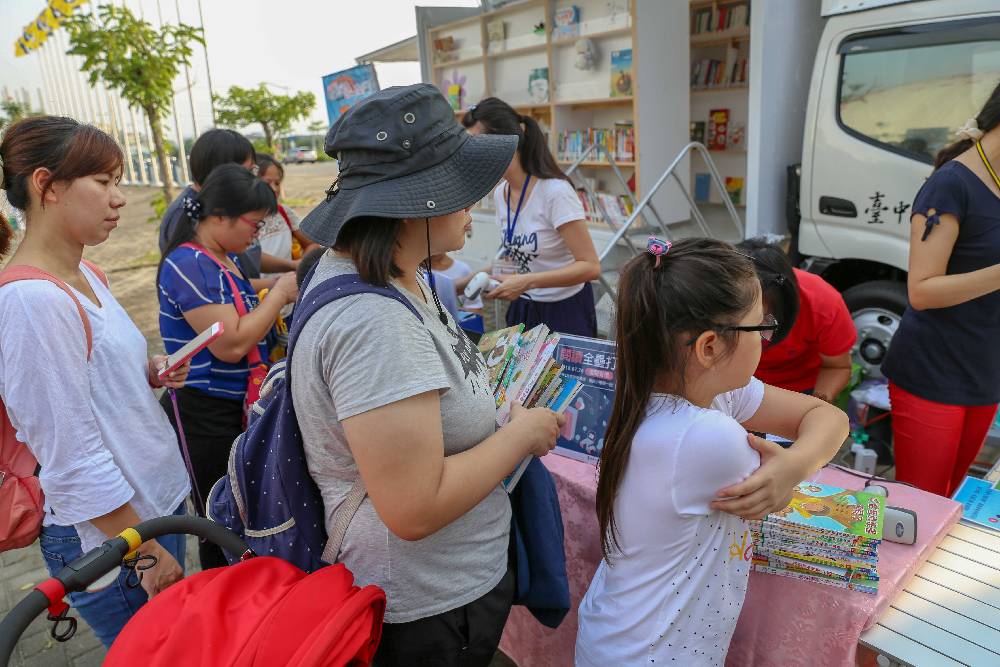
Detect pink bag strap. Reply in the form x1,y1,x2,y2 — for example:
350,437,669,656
0,264,97,360
179,243,262,366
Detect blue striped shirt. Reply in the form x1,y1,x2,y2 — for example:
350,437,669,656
158,245,267,400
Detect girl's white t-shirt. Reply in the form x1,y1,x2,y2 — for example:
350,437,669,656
576,378,765,667
492,177,587,303
437,257,482,310
0,264,190,553
259,204,301,279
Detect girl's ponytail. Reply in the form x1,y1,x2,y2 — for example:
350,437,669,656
0,215,12,261
461,97,568,181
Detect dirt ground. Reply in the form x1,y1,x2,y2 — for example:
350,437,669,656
80,161,340,353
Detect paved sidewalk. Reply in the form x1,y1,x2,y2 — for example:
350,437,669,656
0,536,200,666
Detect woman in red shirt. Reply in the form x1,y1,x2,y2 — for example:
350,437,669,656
737,239,856,402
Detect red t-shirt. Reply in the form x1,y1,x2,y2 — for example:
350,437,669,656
755,269,856,392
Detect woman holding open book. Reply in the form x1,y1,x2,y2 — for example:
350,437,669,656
293,84,564,666
462,98,602,337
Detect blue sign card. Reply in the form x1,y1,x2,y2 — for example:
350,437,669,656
552,335,616,465
953,476,1000,532
322,64,380,126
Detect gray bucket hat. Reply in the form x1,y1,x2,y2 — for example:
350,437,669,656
300,84,518,247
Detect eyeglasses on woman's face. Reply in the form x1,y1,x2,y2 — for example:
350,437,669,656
686,313,780,346
238,215,266,232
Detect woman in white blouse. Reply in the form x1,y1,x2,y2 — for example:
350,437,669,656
463,98,601,336
0,116,191,647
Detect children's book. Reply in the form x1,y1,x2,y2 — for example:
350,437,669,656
551,335,616,465
694,173,711,203
758,483,885,542
725,176,744,206
690,120,706,143
477,324,524,392
553,5,580,38
610,49,633,97
953,476,1000,532
528,67,549,103
707,108,729,150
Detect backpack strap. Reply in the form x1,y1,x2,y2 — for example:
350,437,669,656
285,273,425,564
0,265,96,360
277,205,294,232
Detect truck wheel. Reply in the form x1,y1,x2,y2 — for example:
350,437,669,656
842,281,908,380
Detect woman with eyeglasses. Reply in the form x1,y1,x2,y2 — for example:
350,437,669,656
157,163,298,569
736,238,856,404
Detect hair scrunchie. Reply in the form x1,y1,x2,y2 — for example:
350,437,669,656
955,117,985,142
182,196,203,220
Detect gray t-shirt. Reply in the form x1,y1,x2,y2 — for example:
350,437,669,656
290,253,510,623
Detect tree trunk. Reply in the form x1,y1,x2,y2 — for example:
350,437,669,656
262,123,274,155
146,106,174,204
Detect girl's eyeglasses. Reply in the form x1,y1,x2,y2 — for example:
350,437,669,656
686,313,780,346
238,215,266,232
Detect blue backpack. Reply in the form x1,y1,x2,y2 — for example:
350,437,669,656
207,272,423,571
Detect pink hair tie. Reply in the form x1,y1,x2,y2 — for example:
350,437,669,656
647,236,672,268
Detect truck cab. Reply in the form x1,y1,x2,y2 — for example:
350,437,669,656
795,0,1000,377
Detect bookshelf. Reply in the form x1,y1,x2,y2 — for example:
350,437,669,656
689,0,751,216
425,0,640,227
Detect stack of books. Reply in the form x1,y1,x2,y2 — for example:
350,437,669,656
557,122,635,163
750,482,885,594
478,324,584,489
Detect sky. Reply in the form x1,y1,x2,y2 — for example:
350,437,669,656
0,0,480,137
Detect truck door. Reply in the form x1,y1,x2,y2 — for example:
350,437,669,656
804,15,1000,272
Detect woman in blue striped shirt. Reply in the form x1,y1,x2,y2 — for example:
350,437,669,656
157,164,298,569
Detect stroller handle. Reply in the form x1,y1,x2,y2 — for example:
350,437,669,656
0,515,250,666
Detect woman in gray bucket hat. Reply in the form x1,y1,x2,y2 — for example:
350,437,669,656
293,84,565,665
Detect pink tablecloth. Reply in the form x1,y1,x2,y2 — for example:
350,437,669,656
500,456,962,667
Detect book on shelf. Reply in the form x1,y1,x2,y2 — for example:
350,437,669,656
433,36,458,64
728,122,746,150
551,335,617,465
691,2,750,35
486,19,507,48
725,176,744,205
707,108,729,150
528,67,550,103
750,482,884,595
557,124,635,163
690,121,706,143
594,193,633,227
478,325,584,491
610,48,633,97
694,173,711,203
691,55,748,88
554,5,580,39
952,476,1000,532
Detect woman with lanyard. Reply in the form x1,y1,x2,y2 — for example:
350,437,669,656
157,164,298,568
881,81,1000,496
462,98,601,336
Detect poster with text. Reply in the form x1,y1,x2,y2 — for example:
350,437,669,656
553,335,617,465
322,64,380,126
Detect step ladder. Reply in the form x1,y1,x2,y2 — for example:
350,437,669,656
565,141,744,305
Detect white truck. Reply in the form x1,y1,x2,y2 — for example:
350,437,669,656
791,0,999,378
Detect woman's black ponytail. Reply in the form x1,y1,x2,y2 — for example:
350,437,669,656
462,97,568,181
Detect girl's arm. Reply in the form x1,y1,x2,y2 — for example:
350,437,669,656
713,384,848,519
812,352,852,403
908,210,1000,310
180,272,298,363
489,220,601,301
343,396,563,540
90,503,183,598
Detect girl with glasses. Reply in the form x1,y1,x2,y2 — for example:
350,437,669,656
156,164,298,569
576,238,848,666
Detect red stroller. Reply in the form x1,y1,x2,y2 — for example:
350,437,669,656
0,515,385,666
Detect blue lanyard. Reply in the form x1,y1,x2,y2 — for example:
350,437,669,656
504,174,532,247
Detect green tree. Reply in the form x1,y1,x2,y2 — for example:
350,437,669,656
214,84,316,154
65,5,203,202
0,99,39,130
308,120,327,152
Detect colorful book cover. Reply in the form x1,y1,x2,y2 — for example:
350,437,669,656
515,335,562,405
477,324,524,392
321,64,380,125
553,5,580,38
552,335,616,465
497,325,551,422
528,67,549,104
725,176,744,205
707,108,729,150
694,173,711,203
610,49,633,98
953,476,1000,531
761,482,885,542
